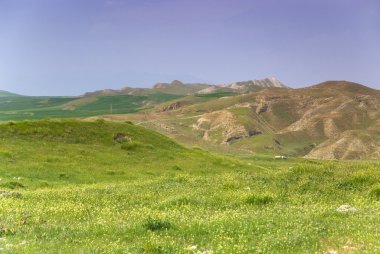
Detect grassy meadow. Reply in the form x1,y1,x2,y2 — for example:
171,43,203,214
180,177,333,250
0,120,379,253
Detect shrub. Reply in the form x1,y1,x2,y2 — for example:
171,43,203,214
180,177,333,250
59,173,68,179
143,218,172,231
1,181,25,189
172,165,182,171
245,195,274,206
95,119,106,124
370,186,380,200
0,225,15,236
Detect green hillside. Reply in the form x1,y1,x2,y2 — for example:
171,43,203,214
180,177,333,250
0,119,379,253
0,93,181,121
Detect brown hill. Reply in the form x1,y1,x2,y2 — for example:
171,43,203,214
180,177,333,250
106,81,379,160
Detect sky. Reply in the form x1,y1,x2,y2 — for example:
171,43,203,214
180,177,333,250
0,0,379,96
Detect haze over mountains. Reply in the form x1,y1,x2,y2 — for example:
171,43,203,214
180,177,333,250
1,78,379,160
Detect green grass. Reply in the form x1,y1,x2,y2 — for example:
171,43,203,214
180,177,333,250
0,120,379,253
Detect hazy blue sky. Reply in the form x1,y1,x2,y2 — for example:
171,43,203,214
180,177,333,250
0,0,379,95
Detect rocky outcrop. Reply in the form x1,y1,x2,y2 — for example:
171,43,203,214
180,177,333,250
192,110,248,144
197,77,288,94
161,101,182,112
113,133,131,143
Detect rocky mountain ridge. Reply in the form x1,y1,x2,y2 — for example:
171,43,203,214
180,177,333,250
82,77,287,97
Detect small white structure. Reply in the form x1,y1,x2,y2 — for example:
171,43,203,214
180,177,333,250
274,155,287,159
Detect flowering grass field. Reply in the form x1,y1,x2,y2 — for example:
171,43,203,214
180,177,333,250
0,120,379,253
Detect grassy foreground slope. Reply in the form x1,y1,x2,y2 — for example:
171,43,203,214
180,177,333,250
0,120,379,253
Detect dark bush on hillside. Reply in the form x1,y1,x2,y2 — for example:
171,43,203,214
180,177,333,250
143,218,172,231
370,186,380,200
113,133,131,143
95,119,106,124
245,195,274,206
59,173,69,179
0,225,16,236
172,165,183,171
1,181,25,189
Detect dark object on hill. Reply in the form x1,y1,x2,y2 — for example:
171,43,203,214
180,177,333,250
1,181,25,189
143,218,172,231
162,101,182,112
245,195,274,206
248,130,262,136
113,133,131,143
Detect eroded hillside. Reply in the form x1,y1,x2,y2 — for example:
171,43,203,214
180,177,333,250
97,81,380,160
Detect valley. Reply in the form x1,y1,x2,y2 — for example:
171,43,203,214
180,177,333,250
0,79,380,253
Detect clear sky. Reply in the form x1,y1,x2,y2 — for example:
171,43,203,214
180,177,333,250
0,0,379,95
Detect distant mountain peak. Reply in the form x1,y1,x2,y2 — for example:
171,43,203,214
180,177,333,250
197,77,288,94
264,77,287,88
170,80,184,86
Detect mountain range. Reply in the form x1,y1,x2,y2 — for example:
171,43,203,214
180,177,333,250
82,77,287,97
1,78,379,160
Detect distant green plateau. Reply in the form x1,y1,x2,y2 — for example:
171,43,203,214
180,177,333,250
0,93,181,121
